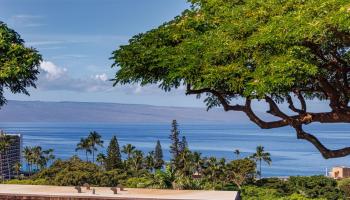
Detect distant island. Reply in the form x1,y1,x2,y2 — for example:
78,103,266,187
0,100,258,124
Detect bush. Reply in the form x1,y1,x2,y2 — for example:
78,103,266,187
5,178,48,185
240,186,283,200
255,178,292,195
288,176,344,200
29,157,127,187
126,177,152,188
338,178,350,198
241,186,326,200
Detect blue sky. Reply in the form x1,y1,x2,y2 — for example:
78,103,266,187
1,0,209,107
0,0,331,112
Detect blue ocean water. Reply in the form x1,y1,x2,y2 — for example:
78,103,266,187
0,122,350,177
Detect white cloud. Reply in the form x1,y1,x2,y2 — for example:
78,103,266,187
36,61,112,92
9,14,45,28
93,73,109,82
40,61,67,80
35,61,185,96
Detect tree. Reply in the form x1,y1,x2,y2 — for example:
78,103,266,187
96,153,106,167
87,131,104,163
122,144,135,160
234,149,240,159
154,140,164,170
226,158,256,189
12,162,21,178
0,22,41,108
130,150,144,175
39,148,55,169
144,151,155,172
192,151,202,174
169,120,180,166
75,138,92,162
179,136,188,153
105,136,122,170
250,146,271,179
23,146,33,175
112,0,350,159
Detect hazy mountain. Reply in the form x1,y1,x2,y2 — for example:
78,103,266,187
0,100,255,124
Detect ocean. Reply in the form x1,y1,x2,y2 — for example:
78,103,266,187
0,122,350,177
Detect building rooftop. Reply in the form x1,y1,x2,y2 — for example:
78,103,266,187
0,184,238,200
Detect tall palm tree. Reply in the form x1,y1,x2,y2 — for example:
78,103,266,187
87,131,103,163
39,148,55,169
122,144,135,160
12,162,21,178
250,145,271,179
76,138,92,162
23,146,33,175
32,146,42,171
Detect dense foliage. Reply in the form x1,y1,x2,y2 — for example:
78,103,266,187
0,22,41,107
6,121,348,199
252,176,345,200
112,0,350,159
34,156,127,186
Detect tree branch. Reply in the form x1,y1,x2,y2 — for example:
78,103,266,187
294,125,350,159
243,99,290,129
186,85,245,111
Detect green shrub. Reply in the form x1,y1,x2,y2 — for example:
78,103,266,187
338,178,350,198
241,186,283,200
255,178,292,195
5,179,48,185
33,157,127,187
126,177,152,188
288,176,344,200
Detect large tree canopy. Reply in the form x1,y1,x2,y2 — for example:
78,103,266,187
112,0,350,158
0,22,41,107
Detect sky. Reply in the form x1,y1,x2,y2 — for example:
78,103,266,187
0,0,208,107
0,0,332,112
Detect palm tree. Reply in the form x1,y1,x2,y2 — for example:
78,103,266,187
144,151,155,172
205,157,221,185
192,151,203,174
96,153,106,166
39,148,55,169
250,145,271,179
131,150,144,175
76,138,92,162
234,149,240,159
12,162,21,178
23,146,33,175
32,146,42,171
87,131,103,163
122,144,135,160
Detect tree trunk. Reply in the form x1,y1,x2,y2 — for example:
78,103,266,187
259,159,262,179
